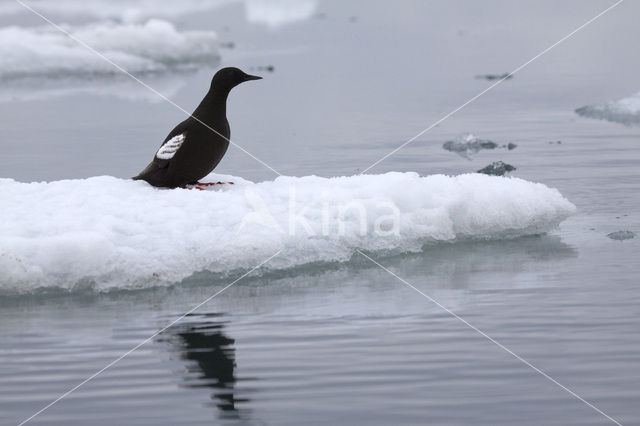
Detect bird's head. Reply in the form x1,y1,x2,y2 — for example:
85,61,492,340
210,67,262,92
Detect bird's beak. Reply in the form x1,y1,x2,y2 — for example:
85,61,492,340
242,74,262,81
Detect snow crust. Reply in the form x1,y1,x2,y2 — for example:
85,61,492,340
0,172,576,294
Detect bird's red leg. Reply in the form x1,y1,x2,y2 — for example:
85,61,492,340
184,181,235,191
194,181,235,186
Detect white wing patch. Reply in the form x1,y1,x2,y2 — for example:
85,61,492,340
156,133,186,160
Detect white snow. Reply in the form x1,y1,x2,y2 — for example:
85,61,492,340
0,19,218,79
576,92,640,126
0,172,576,294
156,134,186,160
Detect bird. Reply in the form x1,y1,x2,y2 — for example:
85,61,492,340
133,67,262,188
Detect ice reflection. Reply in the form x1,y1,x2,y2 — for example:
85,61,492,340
0,72,191,103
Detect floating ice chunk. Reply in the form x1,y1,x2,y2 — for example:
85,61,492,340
443,133,498,159
607,230,636,241
475,73,513,81
0,172,576,294
576,92,640,126
0,19,218,79
477,161,516,176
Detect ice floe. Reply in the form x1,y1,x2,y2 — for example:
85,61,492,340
0,0,232,22
0,19,219,79
245,0,318,28
0,172,576,294
1,0,318,27
607,230,636,241
442,133,516,159
576,92,640,126
477,161,516,176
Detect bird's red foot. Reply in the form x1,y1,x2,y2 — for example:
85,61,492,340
184,181,234,191
196,181,234,186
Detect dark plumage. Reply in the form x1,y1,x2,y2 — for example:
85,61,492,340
133,67,261,188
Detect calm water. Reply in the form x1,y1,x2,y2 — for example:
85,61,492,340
1,0,640,425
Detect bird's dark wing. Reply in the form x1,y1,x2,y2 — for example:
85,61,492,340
133,118,193,183
156,132,188,159
162,117,193,145
152,117,195,166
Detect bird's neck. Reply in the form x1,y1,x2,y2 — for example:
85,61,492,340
192,88,230,123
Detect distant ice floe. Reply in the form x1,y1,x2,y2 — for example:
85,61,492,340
0,0,233,22
0,172,576,294
475,73,513,81
245,0,318,28
1,0,318,27
442,133,516,160
477,161,516,176
576,92,640,126
607,230,636,241
0,0,317,100
0,19,219,80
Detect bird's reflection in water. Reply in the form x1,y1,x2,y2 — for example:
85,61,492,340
161,313,250,422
